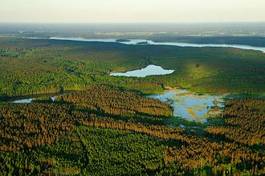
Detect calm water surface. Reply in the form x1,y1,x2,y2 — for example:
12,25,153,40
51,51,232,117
49,37,265,53
13,98,34,104
149,89,225,123
110,65,175,77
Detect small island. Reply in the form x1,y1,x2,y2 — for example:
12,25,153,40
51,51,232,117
137,41,149,45
116,39,131,43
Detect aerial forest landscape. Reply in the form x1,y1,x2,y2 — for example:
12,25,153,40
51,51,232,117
0,0,265,175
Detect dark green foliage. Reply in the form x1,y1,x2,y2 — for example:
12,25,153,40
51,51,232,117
207,99,265,146
0,48,19,57
0,93,265,175
1,37,265,175
1,37,265,97
57,85,172,118
0,103,74,151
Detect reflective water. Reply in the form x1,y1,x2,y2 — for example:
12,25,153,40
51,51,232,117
13,98,34,104
49,37,117,43
110,65,174,77
12,96,56,104
49,37,265,53
149,89,224,123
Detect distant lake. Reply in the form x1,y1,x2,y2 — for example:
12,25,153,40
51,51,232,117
110,65,175,77
49,37,265,53
149,89,225,123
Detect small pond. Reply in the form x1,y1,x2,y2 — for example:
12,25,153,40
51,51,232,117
110,65,175,78
149,89,225,123
13,98,35,104
11,96,57,104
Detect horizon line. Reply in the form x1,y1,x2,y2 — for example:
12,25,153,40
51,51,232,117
1,21,265,25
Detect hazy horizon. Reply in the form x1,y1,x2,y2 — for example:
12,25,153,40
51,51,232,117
1,0,265,23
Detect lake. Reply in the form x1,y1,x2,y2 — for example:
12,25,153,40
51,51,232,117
49,37,265,53
110,65,175,77
149,89,225,123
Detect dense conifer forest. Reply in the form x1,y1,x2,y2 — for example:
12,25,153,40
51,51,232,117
0,85,264,175
0,37,265,175
0,37,265,97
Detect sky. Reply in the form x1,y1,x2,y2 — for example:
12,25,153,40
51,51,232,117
1,0,265,23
